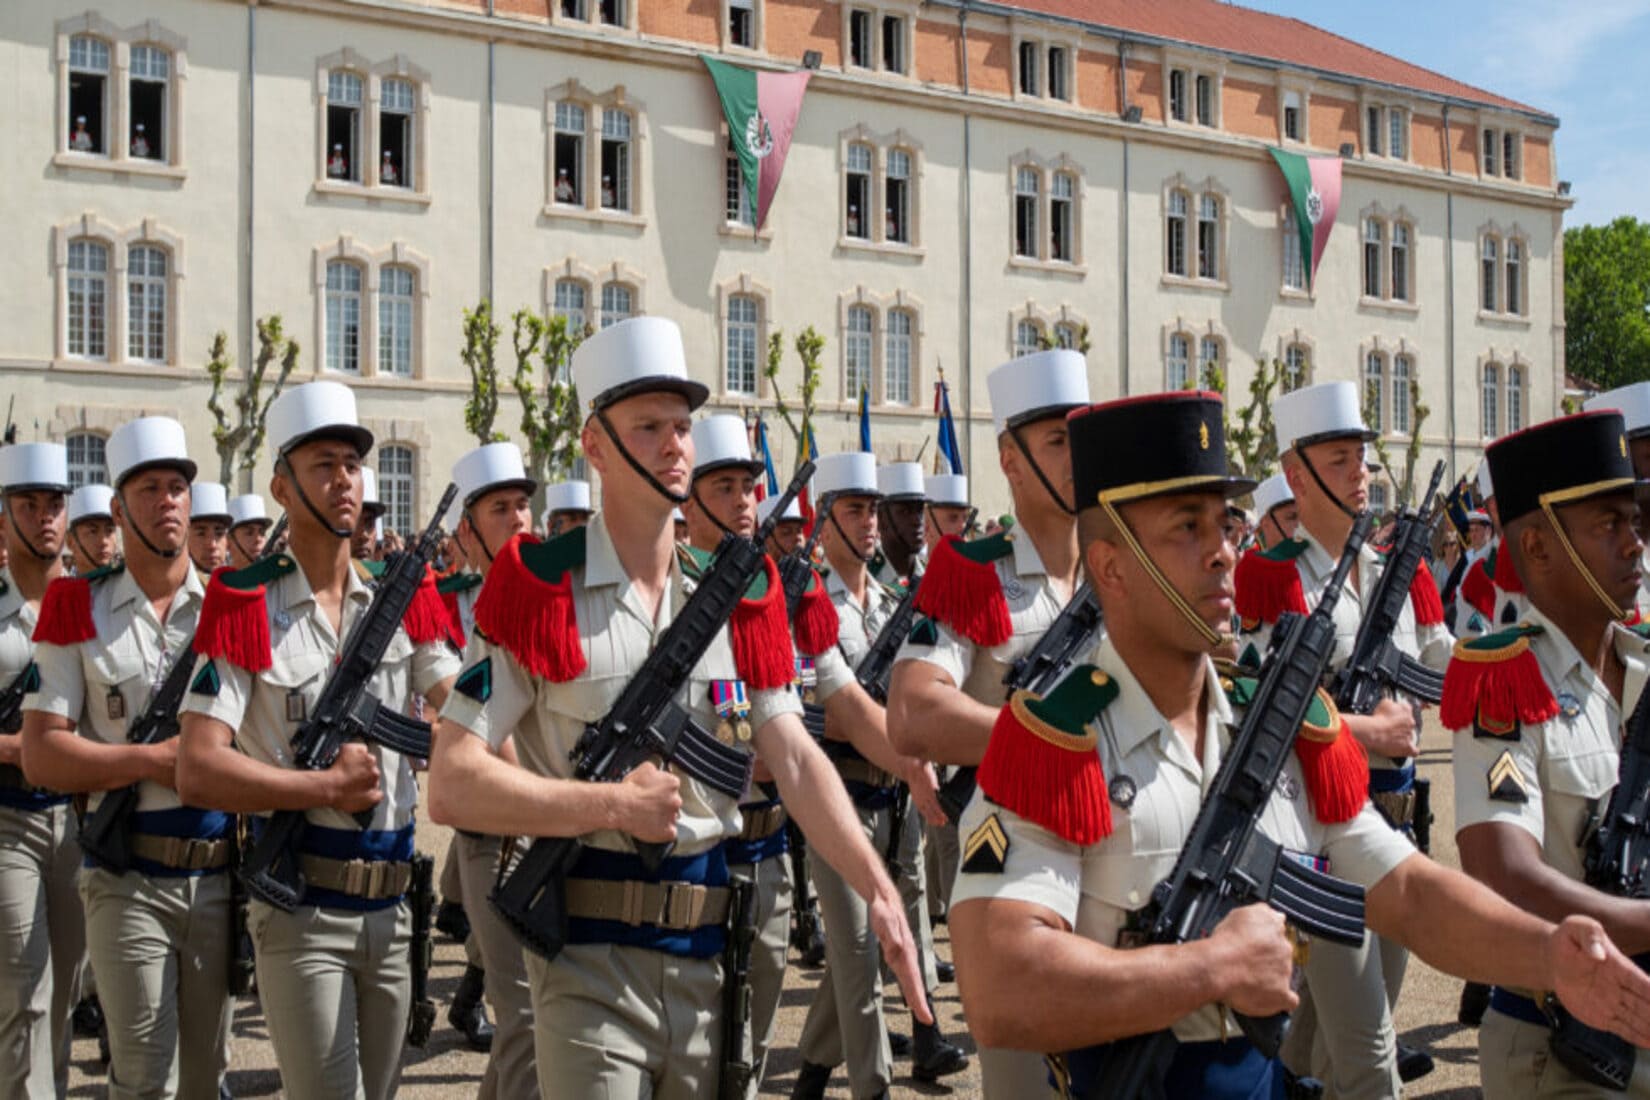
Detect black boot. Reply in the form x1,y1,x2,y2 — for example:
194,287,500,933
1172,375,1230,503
935,959,956,983
791,1061,831,1100
887,1030,910,1057
911,1002,969,1083
1396,1043,1435,1083
1458,980,1491,1027
435,900,471,943
72,995,103,1037
448,964,495,1052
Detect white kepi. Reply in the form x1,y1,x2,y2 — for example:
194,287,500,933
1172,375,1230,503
452,442,537,509
190,482,232,523
266,380,374,457
544,480,592,516
106,417,195,487
572,316,709,413
985,349,1090,434
1272,381,1376,454
756,495,802,525
1475,460,1495,502
361,468,385,516
0,443,70,495
68,484,115,525
813,452,880,499
228,494,272,531
925,474,968,507
877,462,926,502
691,414,764,478
1251,473,1294,519
1585,381,1650,438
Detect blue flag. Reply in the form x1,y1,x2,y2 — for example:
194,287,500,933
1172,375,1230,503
935,371,963,475
754,416,779,497
858,385,872,453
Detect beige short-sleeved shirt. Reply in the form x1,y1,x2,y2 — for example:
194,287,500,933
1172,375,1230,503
0,570,35,694
952,636,1415,1042
894,528,1074,707
1451,608,1650,882
180,559,460,833
439,515,801,857
26,566,204,814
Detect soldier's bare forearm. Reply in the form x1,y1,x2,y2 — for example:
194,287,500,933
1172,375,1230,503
21,711,166,791
886,661,995,763
824,681,919,778
177,714,347,813
427,719,626,839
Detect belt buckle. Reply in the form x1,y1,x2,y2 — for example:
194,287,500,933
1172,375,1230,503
620,879,646,926
662,882,704,930
342,858,373,897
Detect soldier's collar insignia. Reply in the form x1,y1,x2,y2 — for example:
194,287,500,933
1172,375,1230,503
961,811,1010,874
1108,774,1138,810
190,660,221,697
455,657,492,703
1487,749,1530,803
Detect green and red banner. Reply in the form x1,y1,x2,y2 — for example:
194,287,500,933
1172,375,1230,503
702,56,811,230
1269,148,1342,290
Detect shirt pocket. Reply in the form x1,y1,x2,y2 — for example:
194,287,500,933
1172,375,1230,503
540,672,623,726
1545,742,1618,804
85,639,147,732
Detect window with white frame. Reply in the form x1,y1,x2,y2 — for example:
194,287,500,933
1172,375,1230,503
1282,343,1310,391
1505,239,1523,315
1054,322,1081,350
884,309,913,405
1281,89,1303,142
1167,189,1189,277
1483,128,1521,179
1166,63,1219,126
129,45,169,162
378,77,416,188
1282,204,1305,291
67,35,110,156
1018,41,1039,97
127,244,168,363
1014,319,1044,358
1361,211,1415,303
848,9,872,67
1197,194,1221,279
1195,74,1214,126
1363,218,1384,298
600,0,625,25
1014,166,1039,259
1389,107,1408,160
1166,181,1223,283
1167,333,1191,390
1366,104,1407,160
1051,171,1076,263
553,278,589,332
1168,69,1188,123
1502,132,1520,180
885,148,912,243
728,0,757,49
1478,228,1528,317
1507,363,1525,432
552,101,585,206
379,445,416,537
325,260,364,373
67,239,109,360
1481,235,1499,312
882,14,907,74
1481,362,1501,438
1366,105,1383,156
1391,222,1411,302
725,295,760,395
600,283,633,328
600,109,633,212
846,143,872,239
845,305,873,399
1198,335,1223,386
562,0,586,19
726,148,754,227
1048,46,1070,100
377,265,415,377
326,70,365,183
1369,481,1389,516
1392,354,1413,434
65,433,106,489
1364,350,1386,432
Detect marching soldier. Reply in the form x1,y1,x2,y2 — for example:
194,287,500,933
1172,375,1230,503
186,483,232,574
432,441,537,1091
888,348,1090,1097
758,494,807,558
541,479,592,537
1250,473,1298,551
427,316,930,1098
873,462,926,582
946,389,1650,1099
227,494,274,570
1449,409,1650,1096
66,484,119,574
176,380,461,1100
351,469,386,562
1235,380,1450,1096
1456,463,1531,640
22,416,234,1100
1585,381,1650,617
918,470,969,928
922,472,970,546
0,441,85,1100
794,451,962,1099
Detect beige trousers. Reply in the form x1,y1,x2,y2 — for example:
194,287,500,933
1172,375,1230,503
728,848,793,1098
439,842,483,969
451,832,538,1100
247,899,410,1100
0,803,84,1100
79,866,233,1100
527,940,723,1100
1480,1008,1650,1099
1281,931,1406,1100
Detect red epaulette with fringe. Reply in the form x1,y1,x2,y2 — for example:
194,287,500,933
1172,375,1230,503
31,575,96,646
1234,541,1309,628
791,568,840,658
1408,559,1446,626
401,566,461,649
913,533,1013,648
1459,557,1495,619
730,556,796,690
978,664,1116,845
473,531,587,683
194,557,293,673
1222,670,1367,823
1439,624,1557,734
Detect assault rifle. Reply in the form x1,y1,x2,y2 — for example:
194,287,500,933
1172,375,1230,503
80,516,289,873
778,493,831,616
1086,516,1373,1100
1329,461,1447,720
719,879,758,1100
936,581,1104,822
857,564,925,873
1551,668,1650,1088
491,464,814,960
405,852,437,1047
0,661,34,790
240,485,459,912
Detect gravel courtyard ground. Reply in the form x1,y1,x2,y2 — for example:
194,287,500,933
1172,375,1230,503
67,714,1485,1097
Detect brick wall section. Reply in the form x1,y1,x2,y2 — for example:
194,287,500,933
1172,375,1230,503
1223,78,1278,142
1309,95,1357,152
767,0,842,68
1523,136,1551,188
1075,45,1120,115
492,0,549,21
1124,60,1163,121
641,0,720,46
1411,114,1447,171
1452,119,1479,178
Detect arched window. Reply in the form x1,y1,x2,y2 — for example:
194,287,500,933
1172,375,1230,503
129,45,170,162
844,305,873,400
1390,222,1411,302
1167,333,1191,390
1481,237,1499,312
1196,194,1221,279
725,295,760,395
1392,355,1413,435
127,244,168,363
1050,171,1076,262
1166,190,1189,277
845,143,873,239
1281,205,1305,290
1198,335,1223,388
1054,322,1081,350
1482,363,1501,438
379,77,417,188
1506,240,1523,315
885,309,913,405
600,283,633,328
326,70,366,183
600,108,633,212
1282,343,1310,391
1507,364,1525,432
67,239,110,360
1014,167,1040,259
67,36,110,155
65,433,106,489
1363,351,1386,433
1014,319,1044,358
378,445,416,537
552,102,586,205
324,261,364,373
378,265,416,377
885,149,912,244
553,279,588,332
1363,218,1385,298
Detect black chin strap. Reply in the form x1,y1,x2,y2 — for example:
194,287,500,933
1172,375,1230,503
827,506,872,565
1009,425,1075,516
689,484,738,541
278,455,352,540
1295,447,1360,522
230,527,260,563
117,489,181,560
596,408,688,506
461,508,496,564
69,528,96,569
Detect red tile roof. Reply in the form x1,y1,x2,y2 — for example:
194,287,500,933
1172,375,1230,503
982,0,1549,118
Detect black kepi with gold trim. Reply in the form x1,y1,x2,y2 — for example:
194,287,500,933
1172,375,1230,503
1486,409,1635,526
1068,390,1257,507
